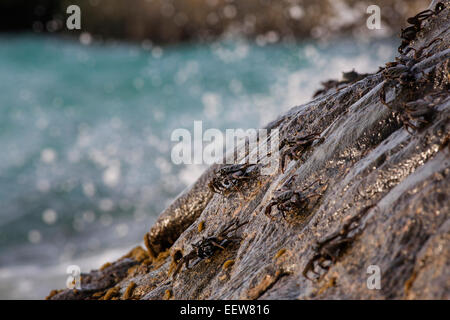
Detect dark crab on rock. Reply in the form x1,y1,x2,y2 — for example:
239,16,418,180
208,163,260,196
302,205,375,281
379,37,444,133
398,2,445,53
264,177,327,220
172,219,248,277
279,132,323,172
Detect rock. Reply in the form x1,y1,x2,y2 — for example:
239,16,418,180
50,1,450,300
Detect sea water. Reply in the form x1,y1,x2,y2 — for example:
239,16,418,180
0,34,396,299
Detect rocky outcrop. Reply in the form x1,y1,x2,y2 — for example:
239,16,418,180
49,1,449,300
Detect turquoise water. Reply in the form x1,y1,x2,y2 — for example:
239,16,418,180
0,34,396,299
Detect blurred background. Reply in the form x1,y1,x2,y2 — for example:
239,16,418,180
0,0,430,299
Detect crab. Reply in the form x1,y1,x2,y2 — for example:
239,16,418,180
279,132,323,172
407,9,434,30
401,37,443,65
341,69,369,84
312,70,369,98
172,219,248,277
381,92,438,134
313,79,341,98
397,98,437,132
381,38,442,86
401,90,447,129
398,2,445,53
407,1,445,28
302,205,375,281
380,36,443,133
208,163,260,195
400,9,433,43
264,177,325,219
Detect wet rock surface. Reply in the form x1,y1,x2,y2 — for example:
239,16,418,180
49,2,450,300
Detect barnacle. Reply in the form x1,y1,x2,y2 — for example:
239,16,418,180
273,248,287,260
123,282,136,300
198,221,205,233
222,259,235,270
